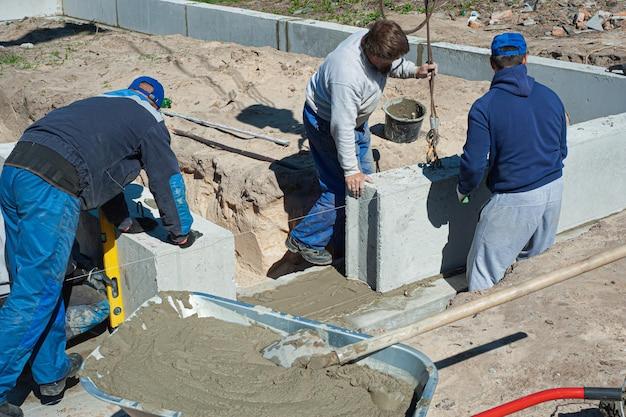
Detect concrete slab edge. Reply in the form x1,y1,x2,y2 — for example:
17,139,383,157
0,0,61,21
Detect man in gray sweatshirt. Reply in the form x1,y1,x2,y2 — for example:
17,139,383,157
287,19,437,265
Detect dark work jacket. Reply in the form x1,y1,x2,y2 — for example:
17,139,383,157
16,90,192,238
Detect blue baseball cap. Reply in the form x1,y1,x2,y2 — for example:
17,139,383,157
491,33,527,57
129,76,165,108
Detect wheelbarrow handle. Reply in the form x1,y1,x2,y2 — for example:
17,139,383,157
473,386,625,417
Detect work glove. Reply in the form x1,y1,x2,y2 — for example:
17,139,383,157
118,217,159,234
456,185,470,204
168,230,203,249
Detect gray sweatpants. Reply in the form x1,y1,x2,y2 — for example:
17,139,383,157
467,178,563,291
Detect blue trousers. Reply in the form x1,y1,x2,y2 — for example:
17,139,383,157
0,166,80,402
290,104,374,253
467,178,563,291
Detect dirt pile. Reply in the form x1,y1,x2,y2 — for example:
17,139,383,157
0,18,488,285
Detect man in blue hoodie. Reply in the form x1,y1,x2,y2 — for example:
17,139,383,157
457,33,568,292
0,77,198,417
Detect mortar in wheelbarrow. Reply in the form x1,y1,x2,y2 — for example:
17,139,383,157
80,292,438,417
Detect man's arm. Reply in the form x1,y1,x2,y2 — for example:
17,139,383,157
139,123,193,243
329,82,360,176
390,59,438,80
458,103,490,196
389,58,417,79
560,110,568,161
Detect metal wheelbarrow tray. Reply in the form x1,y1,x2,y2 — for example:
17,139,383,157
80,292,438,417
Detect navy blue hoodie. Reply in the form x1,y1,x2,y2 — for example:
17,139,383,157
458,64,567,195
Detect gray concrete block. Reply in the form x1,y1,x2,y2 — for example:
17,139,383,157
423,42,626,124
186,2,282,48
285,19,359,57
345,275,462,332
285,19,424,62
1,0,60,21
62,0,117,26
558,113,626,231
346,156,491,292
120,184,237,306
346,113,626,292
118,0,187,36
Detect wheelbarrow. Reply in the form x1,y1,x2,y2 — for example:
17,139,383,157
80,292,438,417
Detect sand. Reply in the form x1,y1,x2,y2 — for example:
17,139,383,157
0,17,490,285
82,293,415,417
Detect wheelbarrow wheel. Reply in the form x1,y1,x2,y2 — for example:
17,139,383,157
599,400,624,417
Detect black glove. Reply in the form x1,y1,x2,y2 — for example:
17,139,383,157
168,230,203,248
119,217,159,234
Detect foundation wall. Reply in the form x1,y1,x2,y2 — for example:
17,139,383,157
0,142,236,309
59,0,626,124
0,0,61,21
346,113,626,292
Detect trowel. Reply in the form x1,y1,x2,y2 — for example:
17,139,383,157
262,244,626,369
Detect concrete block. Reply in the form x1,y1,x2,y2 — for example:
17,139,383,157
186,2,282,48
62,0,117,26
0,0,60,21
117,184,237,314
285,19,358,57
422,42,626,124
558,113,626,231
346,113,626,292
346,156,491,292
118,0,187,36
345,275,464,332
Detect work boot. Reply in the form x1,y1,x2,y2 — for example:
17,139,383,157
39,353,83,397
286,235,332,266
0,402,23,417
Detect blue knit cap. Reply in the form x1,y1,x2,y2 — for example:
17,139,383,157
491,33,527,57
128,76,165,108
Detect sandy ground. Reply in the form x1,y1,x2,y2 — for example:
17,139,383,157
0,17,489,284
408,210,626,417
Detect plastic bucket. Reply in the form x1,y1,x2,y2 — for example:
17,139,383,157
383,98,426,143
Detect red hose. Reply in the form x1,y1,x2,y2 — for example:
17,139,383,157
472,388,585,417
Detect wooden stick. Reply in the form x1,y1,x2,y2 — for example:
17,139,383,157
163,110,290,147
333,243,626,365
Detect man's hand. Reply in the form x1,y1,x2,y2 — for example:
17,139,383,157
456,185,470,204
345,172,373,198
416,62,438,80
168,230,203,248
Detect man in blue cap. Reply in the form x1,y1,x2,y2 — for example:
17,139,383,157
457,33,568,291
0,76,198,417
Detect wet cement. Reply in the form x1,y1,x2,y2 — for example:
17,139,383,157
240,267,441,329
82,294,414,417
385,98,425,121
